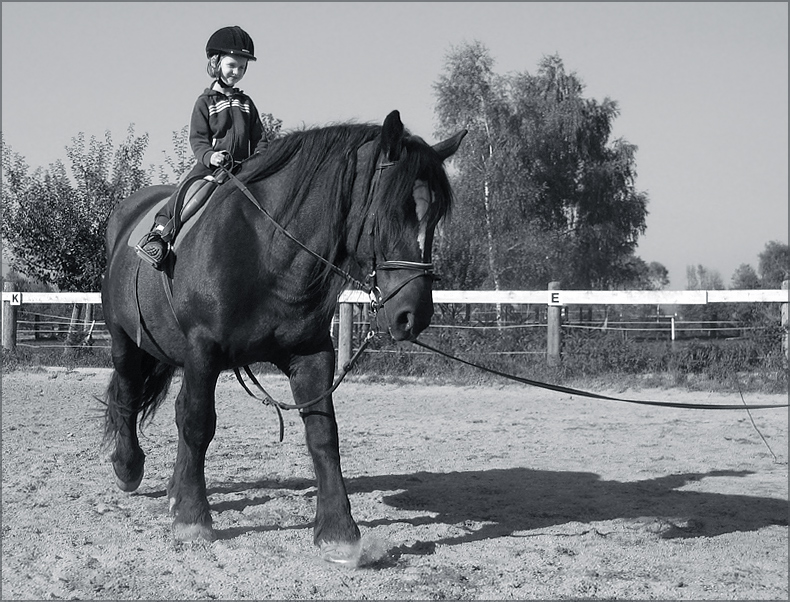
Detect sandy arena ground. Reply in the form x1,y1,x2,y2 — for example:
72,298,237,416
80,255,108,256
2,367,787,600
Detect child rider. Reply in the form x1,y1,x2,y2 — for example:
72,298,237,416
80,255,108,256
135,25,267,269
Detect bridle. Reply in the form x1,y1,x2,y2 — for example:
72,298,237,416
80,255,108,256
363,160,438,322
215,149,442,426
222,152,439,326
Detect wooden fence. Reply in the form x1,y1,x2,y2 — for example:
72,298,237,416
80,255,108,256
335,281,789,368
3,281,788,368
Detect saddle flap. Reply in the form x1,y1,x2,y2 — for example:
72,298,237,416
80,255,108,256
127,198,169,249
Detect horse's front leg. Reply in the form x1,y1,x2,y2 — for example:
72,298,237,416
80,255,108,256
289,341,361,564
167,352,220,542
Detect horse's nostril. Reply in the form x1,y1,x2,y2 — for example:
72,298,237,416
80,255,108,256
395,312,414,332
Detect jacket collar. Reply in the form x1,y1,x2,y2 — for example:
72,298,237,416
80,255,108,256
205,81,244,97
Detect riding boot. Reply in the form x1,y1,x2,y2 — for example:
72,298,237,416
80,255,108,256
135,222,170,269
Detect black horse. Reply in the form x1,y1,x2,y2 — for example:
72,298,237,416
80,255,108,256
101,110,465,563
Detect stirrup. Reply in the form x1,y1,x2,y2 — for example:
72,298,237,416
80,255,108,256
134,232,169,269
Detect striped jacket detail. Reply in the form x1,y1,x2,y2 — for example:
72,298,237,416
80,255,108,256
189,85,265,167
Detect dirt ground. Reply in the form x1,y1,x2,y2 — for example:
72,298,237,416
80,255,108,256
1,367,787,600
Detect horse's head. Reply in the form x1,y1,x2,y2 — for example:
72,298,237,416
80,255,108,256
364,110,466,341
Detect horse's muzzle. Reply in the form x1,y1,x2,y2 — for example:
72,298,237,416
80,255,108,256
386,304,433,342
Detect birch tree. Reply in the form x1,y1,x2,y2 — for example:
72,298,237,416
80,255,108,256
433,45,649,291
433,41,515,291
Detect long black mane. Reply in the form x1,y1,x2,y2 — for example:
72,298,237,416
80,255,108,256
240,123,455,316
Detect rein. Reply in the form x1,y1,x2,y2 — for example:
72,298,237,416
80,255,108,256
410,339,790,411
221,159,437,307
233,331,376,441
222,163,788,418
220,153,437,423
145,162,787,425
222,168,368,291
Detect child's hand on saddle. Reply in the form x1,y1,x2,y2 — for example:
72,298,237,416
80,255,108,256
210,151,232,168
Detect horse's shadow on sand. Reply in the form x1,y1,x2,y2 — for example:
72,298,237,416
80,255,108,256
202,467,788,553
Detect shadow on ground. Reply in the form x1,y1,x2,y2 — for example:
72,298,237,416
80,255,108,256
202,468,788,546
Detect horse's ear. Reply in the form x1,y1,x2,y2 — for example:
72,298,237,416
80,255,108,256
432,129,468,161
381,110,404,161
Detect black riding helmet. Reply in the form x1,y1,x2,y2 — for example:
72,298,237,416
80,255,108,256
205,26,256,61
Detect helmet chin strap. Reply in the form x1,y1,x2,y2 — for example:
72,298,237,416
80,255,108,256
216,77,235,89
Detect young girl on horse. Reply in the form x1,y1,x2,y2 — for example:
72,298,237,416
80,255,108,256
136,25,267,268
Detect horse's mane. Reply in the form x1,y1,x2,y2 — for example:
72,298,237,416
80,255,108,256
240,122,454,318
245,123,379,223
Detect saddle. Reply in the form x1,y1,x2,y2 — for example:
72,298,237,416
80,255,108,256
127,168,230,253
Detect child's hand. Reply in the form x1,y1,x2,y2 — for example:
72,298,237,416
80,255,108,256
210,151,231,167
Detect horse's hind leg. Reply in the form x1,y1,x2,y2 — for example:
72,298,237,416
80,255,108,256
104,328,147,491
104,327,173,492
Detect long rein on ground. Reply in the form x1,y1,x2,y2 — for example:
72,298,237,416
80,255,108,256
217,163,789,431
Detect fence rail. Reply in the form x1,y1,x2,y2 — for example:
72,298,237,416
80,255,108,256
3,282,788,367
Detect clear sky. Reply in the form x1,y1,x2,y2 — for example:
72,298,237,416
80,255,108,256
2,2,787,289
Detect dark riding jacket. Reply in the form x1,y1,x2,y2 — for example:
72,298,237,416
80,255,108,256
189,84,266,167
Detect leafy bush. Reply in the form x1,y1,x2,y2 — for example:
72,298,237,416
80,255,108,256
561,330,656,375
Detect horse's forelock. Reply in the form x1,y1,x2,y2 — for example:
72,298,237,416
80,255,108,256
375,136,454,243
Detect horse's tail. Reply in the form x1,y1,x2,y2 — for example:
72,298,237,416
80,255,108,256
102,357,177,447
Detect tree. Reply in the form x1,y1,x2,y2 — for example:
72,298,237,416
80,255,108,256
153,125,192,185
433,41,515,291
619,259,669,290
727,263,763,323
646,261,670,290
684,264,725,326
433,45,649,291
259,112,284,143
2,125,150,291
731,263,761,289
686,264,724,291
2,112,284,290
758,240,789,288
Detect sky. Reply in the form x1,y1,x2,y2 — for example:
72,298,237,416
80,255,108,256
1,2,787,289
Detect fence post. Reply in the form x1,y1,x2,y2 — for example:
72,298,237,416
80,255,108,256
2,282,18,352
547,281,561,367
337,301,353,371
782,280,788,360
83,303,94,329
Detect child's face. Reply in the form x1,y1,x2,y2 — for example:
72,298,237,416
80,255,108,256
218,55,248,87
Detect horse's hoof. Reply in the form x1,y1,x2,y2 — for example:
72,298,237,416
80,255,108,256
113,467,143,492
173,522,216,543
320,540,362,566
